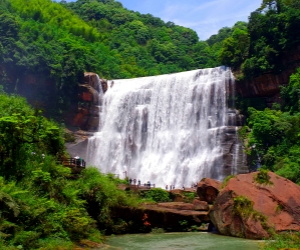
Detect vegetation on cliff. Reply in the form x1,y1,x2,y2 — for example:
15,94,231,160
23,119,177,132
244,68,300,184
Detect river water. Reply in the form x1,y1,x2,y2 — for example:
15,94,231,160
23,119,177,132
100,232,260,250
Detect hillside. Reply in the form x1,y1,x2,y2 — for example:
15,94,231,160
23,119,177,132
0,0,233,119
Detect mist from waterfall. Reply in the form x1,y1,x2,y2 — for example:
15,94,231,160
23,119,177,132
87,66,235,188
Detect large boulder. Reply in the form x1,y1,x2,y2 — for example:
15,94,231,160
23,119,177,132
209,172,300,239
197,178,222,204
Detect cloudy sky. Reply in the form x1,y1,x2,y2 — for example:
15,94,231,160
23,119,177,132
62,0,263,40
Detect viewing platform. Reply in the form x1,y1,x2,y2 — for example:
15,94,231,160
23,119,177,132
57,157,86,174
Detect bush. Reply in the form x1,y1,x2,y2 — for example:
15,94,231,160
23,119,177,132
182,192,195,203
144,188,170,202
254,169,273,186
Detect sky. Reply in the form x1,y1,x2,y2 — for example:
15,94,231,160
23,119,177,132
62,0,263,40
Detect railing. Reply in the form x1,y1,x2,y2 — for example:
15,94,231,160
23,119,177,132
129,183,156,189
58,158,86,168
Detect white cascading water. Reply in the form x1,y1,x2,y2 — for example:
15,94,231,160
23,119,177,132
87,66,235,188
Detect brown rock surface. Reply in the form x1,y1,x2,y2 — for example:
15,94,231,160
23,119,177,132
210,172,300,239
197,178,222,204
193,199,209,211
157,202,195,211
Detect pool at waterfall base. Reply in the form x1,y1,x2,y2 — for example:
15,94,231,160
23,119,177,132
100,232,260,250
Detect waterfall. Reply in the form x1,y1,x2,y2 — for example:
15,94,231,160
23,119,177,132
87,66,240,188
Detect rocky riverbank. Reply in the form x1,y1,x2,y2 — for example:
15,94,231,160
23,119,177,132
111,171,300,239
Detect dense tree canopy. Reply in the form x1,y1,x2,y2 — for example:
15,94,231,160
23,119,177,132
219,0,300,78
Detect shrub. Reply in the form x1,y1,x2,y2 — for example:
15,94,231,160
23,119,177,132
144,188,170,202
254,169,273,186
182,192,195,203
233,195,271,235
260,231,300,250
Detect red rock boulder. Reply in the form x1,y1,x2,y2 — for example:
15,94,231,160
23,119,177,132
209,172,300,239
197,178,222,204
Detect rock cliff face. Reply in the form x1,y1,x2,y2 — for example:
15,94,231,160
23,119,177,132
220,124,248,176
236,45,300,101
71,72,107,131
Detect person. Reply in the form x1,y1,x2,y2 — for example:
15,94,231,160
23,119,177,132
133,179,136,185
138,180,141,186
129,178,132,185
166,185,168,190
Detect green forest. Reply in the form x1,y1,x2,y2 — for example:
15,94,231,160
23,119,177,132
0,0,300,249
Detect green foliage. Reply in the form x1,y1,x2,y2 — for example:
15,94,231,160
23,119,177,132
281,67,300,113
219,23,250,69
235,94,267,117
244,69,300,184
233,195,270,235
0,94,139,248
74,167,138,230
233,196,254,217
0,93,65,180
144,188,170,203
260,231,300,250
182,192,196,203
178,220,199,232
254,169,273,185
217,1,300,78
